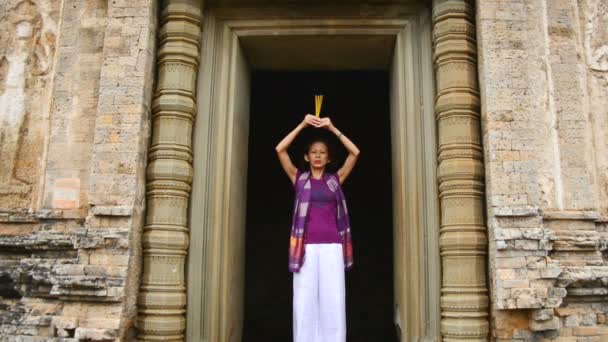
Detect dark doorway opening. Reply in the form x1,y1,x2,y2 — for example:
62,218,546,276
243,70,395,341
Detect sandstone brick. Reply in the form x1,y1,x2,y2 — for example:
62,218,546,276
521,228,545,239
580,313,598,326
89,253,129,266
573,326,601,336
526,257,547,269
540,266,562,278
516,295,543,308
496,257,527,268
530,317,560,331
84,265,128,278
493,287,510,299
500,279,530,288
532,309,554,321
512,287,548,298
530,279,555,288
545,297,563,308
512,239,539,250
565,315,580,327
548,287,567,298
494,330,513,339
497,268,517,280
53,264,86,276
512,329,533,339
79,317,120,329
74,327,118,340
560,327,573,337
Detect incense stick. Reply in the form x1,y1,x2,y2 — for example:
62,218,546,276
315,95,323,117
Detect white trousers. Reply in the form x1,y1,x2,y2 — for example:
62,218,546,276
293,243,346,342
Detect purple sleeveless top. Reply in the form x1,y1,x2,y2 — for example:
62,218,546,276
302,174,341,244
289,168,354,272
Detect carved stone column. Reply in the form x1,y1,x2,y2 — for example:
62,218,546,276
137,1,202,341
432,0,489,341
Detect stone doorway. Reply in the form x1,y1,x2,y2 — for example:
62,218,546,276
185,7,439,341
137,2,490,342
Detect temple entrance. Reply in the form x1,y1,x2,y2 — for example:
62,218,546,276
185,6,440,341
242,71,394,341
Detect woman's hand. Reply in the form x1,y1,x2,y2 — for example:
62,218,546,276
318,117,335,131
302,114,321,128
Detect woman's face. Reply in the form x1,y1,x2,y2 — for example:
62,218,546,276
306,142,330,169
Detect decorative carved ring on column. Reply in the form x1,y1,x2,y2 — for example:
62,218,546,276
137,0,202,341
432,0,490,341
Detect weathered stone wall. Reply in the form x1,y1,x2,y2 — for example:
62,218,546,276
477,0,608,340
0,0,156,340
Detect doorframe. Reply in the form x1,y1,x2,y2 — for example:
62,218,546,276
137,2,491,342
186,7,440,341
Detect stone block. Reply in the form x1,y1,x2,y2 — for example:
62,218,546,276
89,253,129,266
500,279,530,288
513,239,539,250
84,265,127,278
564,315,580,327
521,228,544,239
91,205,134,217
532,309,554,321
529,317,560,331
548,287,567,298
53,264,85,276
544,297,563,308
555,308,578,317
512,329,533,339
573,326,601,336
580,313,598,326
74,327,118,340
526,257,546,269
540,266,562,278
496,256,527,268
516,295,543,308
497,268,517,280
512,287,548,298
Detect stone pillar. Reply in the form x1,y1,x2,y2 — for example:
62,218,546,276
137,0,202,341
432,0,489,341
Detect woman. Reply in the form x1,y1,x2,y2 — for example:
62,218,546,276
275,114,360,342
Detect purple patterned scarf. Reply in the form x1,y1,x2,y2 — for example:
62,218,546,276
288,169,354,272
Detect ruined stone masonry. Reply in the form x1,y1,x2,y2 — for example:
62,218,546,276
1,0,156,340
477,0,608,340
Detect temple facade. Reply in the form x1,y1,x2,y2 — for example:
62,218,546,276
0,0,607,341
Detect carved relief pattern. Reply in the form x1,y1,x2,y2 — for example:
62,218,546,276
0,0,57,206
433,0,490,340
580,0,608,217
137,0,202,341
582,0,608,73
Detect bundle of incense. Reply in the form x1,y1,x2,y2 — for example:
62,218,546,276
315,95,323,117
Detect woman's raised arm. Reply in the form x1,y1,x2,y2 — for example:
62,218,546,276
318,117,360,184
275,114,321,185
